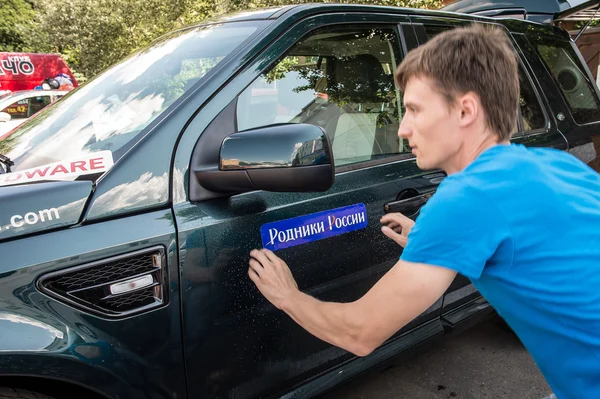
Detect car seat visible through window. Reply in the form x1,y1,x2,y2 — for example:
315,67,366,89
323,54,396,165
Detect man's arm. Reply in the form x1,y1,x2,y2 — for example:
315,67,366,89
248,249,456,357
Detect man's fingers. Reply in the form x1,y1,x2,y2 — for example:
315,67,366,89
381,212,413,227
385,222,403,232
248,268,260,283
261,249,283,266
249,258,264,275
250,249,272,268
381,226,408,247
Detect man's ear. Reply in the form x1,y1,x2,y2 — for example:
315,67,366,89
457,92,479,128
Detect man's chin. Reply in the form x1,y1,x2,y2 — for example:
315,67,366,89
415,157,437,171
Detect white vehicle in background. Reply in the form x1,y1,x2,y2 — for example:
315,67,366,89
0,90,67,138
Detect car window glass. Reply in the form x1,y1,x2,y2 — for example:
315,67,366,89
28,95,52,116
518,67,546,132
533,38,600,125
0,21,263,176
423,24,546,134
236,26,406,167
1,98,30,119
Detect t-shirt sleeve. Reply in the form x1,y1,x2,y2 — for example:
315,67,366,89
400,178,512,280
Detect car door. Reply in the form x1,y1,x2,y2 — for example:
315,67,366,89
517,28,600,174
173,14,445,399
409,17,569,328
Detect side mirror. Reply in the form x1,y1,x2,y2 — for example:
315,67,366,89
0,112,11,123
193,123,334,195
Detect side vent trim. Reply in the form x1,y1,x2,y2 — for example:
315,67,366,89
37,246,168,318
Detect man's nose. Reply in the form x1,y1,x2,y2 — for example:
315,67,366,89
398,117,412,139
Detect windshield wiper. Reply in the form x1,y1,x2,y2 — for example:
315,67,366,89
0,153,14,174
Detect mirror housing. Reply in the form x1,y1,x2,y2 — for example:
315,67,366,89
0,112,11,123
193,123,334,196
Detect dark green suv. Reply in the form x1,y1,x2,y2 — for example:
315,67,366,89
1,4,599,399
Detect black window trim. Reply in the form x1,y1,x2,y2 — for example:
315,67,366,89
513,55,551,138
510,34,553,137
189,16,417,201
232,20,413,175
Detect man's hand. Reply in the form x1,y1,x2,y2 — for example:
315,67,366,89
380,212,415,247
248,249,299,310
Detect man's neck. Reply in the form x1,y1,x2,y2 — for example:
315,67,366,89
444,134,509,175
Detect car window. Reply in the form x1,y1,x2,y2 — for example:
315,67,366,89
28,95,52,115
2,98,30,119
517,67,546,132
423,24,546,135
532,38,600,125
0,21,263,179
236,26,406,167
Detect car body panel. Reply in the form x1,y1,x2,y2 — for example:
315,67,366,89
172,11,449,398
0,181,92,242
0,4,597,399
0,210,185,398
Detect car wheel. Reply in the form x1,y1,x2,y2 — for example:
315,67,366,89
0,387,56,399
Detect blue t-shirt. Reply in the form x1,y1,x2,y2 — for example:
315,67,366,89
401,143,600,399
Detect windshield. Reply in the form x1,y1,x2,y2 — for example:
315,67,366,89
0,21,262,183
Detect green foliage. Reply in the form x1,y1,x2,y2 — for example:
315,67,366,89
35,0,187,77
3,0,442,80
265,56,299,83
0,0,40,52
226,0,442,11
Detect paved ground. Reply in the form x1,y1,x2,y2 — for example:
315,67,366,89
320,315,552,399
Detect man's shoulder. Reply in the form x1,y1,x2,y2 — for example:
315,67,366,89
453,144,574,190
422,174,490,217
466,143,535,173
472,143,591,173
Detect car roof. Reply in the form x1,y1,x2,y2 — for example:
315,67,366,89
186,3,568,39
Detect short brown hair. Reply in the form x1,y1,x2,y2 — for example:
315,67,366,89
395,23,519,141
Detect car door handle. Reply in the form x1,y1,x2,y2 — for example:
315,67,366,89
384,192,434,217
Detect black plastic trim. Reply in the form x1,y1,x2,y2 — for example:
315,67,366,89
189,99,239,202
278,320,443,399
36,245,168,319
247,165,333,192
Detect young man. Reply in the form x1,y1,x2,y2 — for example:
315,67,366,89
248,24,600,399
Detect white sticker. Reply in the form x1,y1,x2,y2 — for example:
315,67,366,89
0,207,60,234
0,151,114,187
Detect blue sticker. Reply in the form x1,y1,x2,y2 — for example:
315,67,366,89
261,203,368,251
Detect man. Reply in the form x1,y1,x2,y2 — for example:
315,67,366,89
248,24,600,399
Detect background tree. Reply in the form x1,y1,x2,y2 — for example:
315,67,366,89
5,0,442,80
0,0,41,52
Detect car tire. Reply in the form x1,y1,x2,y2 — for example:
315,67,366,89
0,388,56,399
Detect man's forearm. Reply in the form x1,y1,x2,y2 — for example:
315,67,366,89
249,249,456,358
281,291,375,356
